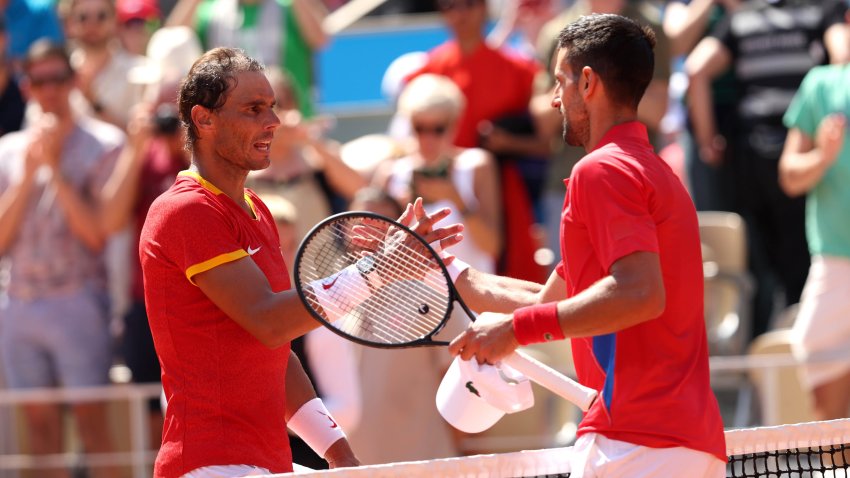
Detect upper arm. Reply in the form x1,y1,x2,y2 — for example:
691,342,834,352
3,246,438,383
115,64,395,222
609,251,665,316
685,36,731,80
824,22,850,64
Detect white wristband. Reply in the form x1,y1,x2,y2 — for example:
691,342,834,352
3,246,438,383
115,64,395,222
430,241,469,282
309,265,370,320
444,256,470,283
288,398,346,458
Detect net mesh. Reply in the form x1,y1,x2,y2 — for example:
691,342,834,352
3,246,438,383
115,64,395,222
296,214,451,345
270,419,850,478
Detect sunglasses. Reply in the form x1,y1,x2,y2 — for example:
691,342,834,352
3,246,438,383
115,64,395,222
413,122,449,136
75,9,110,24
437,0,483,11
28,71,73,88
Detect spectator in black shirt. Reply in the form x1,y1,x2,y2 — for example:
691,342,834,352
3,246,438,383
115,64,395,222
685,0,850,338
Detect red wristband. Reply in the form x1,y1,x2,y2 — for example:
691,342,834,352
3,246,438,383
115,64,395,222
512,303,565,346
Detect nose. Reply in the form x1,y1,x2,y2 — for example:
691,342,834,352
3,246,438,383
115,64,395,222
551,95,562,110
266,108,281,130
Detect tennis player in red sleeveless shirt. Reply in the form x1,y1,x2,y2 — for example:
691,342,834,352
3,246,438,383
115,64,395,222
448,14,726,477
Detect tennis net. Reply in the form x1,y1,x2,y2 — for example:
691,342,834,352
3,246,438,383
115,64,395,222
271,418,850,477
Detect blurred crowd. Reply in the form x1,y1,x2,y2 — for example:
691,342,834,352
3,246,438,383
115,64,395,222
2,0,850,475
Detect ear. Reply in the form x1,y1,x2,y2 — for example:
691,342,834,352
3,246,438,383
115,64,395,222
580,66,598,99
190,104,214,136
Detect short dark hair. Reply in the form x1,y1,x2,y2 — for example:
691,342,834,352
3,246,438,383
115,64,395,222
557,13,656,109
22,39,73,76
177,47,264,148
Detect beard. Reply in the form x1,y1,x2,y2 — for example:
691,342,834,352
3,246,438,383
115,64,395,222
562,108,589,148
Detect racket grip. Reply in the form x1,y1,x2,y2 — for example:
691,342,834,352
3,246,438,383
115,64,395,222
502,350,597,412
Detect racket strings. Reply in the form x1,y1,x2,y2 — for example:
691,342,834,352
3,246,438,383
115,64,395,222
298,217,453,345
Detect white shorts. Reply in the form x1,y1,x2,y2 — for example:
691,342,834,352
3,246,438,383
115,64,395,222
568,433,726,478
791,255,850,390
181,465,271,478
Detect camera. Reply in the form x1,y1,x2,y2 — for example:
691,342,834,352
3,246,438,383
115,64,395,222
152,104,180,136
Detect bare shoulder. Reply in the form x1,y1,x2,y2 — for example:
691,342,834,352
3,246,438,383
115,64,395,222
454,147,496,170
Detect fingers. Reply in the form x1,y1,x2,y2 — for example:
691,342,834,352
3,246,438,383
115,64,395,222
422,224,464,246
397,203,414,227
448,330,468,357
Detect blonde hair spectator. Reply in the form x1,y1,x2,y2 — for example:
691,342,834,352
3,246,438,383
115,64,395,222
397,73,465,120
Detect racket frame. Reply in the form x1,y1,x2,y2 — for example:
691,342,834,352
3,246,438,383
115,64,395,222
294,211,459,349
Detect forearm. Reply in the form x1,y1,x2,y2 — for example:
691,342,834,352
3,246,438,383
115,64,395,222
0,175,35,254
51,174,106,251
455,267,544,313
308,141,366,201
552,274,664,338
686,74,719,154
100,144,145,234
165,0,201,27
285,351,359,468
778,150,831,197
664,0,715,57
292,0,329,50
285,350,320,421
245,289,322,348
637,81,668,132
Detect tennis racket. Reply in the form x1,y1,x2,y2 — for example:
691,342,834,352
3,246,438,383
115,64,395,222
294,211,597,412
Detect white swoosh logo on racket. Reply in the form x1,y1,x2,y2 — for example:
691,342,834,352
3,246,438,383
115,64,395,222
247,245,261,256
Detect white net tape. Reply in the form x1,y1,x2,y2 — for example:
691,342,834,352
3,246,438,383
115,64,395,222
263,419,850,478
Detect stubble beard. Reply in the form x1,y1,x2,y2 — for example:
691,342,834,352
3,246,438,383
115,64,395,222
561,102,588,148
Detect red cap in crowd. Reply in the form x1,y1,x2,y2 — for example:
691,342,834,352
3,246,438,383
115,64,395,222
116,0,161,23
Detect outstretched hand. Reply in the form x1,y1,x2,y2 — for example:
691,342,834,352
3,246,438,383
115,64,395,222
402,197,464,265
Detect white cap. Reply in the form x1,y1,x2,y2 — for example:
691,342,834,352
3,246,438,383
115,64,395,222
436,356,534,433
128,26,203,86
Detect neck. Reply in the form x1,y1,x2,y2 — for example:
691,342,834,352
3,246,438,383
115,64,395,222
585,108,637,152
456,33,483,55
189,148,250,206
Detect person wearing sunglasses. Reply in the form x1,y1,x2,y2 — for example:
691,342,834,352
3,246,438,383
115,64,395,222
374,73,503,278
64,0,147,129
0,39,125,478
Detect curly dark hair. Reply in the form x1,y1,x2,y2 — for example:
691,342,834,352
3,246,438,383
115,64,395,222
178,47,264,149
557,13,656,110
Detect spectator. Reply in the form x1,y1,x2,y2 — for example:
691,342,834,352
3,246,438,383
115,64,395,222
0,17,25,136
63,0,147,128
407,0,540,149
345,186,465,465
0,39,122,478
781,60,850,421
663,0,740,212
115,0,161,56
406,0,546,283
373,73,503,274
166,0,330,117
685,0,849,337
1,0,63,72
248,67,365,242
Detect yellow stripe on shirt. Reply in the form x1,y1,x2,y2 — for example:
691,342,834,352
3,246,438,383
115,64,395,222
185,249,249,285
